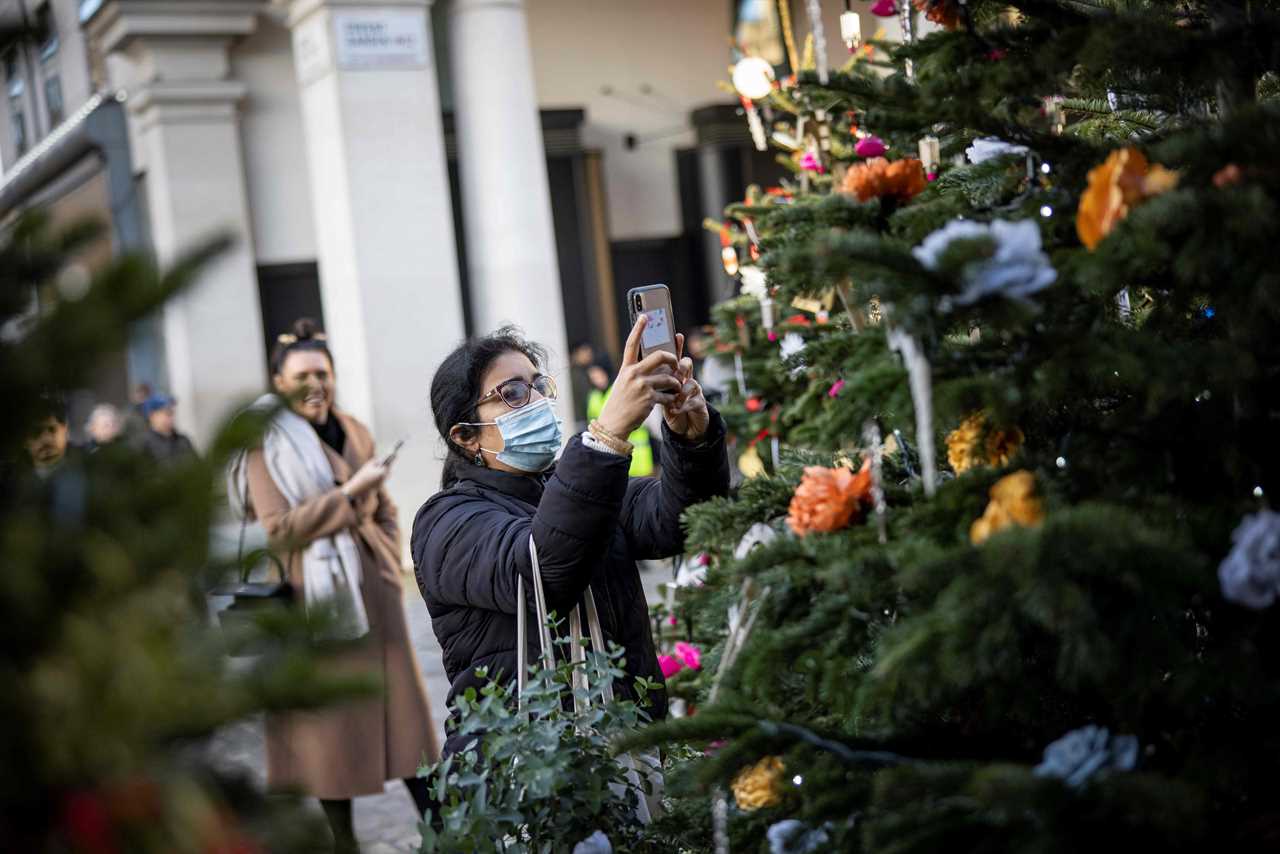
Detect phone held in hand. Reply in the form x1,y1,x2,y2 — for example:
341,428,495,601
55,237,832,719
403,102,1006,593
381,439,405,467
626,284,679,362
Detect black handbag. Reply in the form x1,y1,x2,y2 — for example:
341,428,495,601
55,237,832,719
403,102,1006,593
211,479,294,636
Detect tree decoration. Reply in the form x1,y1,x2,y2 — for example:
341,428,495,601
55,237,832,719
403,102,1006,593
779,332,807,377
912,0,961,29
721,227,740,276
913,219,1057,310
840,157,927,202
887,325,938,495
945,412,1025,474
787,461,873,536
573,830,614,854
1213,163,1243,188
870,0,897,17
740,265,775,330
731,57,775,100
1217,510,1280,609
1033,726,1139,788
1076,147,1180,250
799,150,825,173
805,0,830,83
734,521,780,560
767,819,830,854
864,420,890,544
739,444,767,479
840,5,862,51
731,756,786,811
918,135,941,176
855,135,887,158
659,642,702,679
965,137,1029,164
969,470,1045,545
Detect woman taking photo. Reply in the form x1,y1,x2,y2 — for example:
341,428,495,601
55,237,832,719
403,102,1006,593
411,316,730,756
228,319,438,852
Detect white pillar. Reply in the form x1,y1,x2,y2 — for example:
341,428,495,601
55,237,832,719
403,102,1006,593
88,2,269,448
277,0,467,540
447,0,571,414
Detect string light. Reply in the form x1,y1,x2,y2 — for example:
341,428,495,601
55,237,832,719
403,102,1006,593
1039,205,1053,217
1055,456,1067,469
1254,486,1265,498
1040,162,1052,174
792,775,804,786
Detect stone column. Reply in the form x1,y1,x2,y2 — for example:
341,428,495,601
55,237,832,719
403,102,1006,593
87,1,269,448
276,0,467,535
447,0,572,416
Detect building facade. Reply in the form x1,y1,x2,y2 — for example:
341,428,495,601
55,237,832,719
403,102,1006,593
0,0,875,525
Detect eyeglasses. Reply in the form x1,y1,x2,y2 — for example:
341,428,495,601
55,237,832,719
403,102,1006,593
477,375,558,410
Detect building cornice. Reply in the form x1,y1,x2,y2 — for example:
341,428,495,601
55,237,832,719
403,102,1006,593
86,1,267,54
271,0,432,30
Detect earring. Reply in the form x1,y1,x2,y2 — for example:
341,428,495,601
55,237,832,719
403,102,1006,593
473,451,484,466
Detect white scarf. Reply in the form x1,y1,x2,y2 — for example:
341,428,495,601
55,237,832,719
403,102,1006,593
227,394,370,640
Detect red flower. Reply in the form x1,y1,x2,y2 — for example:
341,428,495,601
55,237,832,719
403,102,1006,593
62,791,117,854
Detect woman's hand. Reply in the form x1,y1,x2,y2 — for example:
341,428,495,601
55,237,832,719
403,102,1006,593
342,457,391,499
596,315,681,438
662,333,710,441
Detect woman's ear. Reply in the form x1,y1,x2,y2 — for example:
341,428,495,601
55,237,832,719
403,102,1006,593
449,424,478,455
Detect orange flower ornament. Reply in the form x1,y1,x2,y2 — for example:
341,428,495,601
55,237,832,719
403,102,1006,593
946,412,1025,474
970,470,1045,545
1076,147,1179,250
841,157,927,203
787,461,873,536
732,756,786,811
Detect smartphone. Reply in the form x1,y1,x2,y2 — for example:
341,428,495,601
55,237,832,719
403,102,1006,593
627,284,679,363
381,439,405,467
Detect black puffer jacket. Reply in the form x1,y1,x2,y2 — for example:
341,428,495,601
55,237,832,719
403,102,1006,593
411,412,729,756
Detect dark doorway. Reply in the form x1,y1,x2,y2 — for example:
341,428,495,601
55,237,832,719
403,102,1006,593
257,262,325,367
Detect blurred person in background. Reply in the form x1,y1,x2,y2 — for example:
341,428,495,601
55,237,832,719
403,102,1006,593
134,395,197,465
24,394,73,478
227,318,438,852
585,362,653,477
123,382,153,439
84,403,124,452
569,340,599,433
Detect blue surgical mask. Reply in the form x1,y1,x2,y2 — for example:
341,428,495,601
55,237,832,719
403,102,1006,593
473,398,563,473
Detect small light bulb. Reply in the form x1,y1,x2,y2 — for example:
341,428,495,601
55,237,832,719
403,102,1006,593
1055,456,1067,469
792,775,804,786
1040,162,1051,174
1039,205,1053,217
1254,486,1265,498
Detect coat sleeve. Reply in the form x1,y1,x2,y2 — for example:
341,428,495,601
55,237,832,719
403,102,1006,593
245,448,359,551
414,435,631,616
619,407,731,560
373,484,399,546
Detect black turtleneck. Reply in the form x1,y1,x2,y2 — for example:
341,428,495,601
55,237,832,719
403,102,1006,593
312,415,346,456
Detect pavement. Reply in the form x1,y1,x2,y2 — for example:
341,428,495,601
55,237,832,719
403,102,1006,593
209,563,671,853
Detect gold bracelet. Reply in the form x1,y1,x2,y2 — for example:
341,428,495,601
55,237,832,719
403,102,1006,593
588,420,634,456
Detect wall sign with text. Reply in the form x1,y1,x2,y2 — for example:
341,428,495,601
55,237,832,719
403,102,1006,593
333,9,428,71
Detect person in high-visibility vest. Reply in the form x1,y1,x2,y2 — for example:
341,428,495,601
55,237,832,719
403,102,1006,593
585,364,653,476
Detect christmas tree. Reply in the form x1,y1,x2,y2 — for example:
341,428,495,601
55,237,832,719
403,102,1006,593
0,213,364,852
635,1,1280,851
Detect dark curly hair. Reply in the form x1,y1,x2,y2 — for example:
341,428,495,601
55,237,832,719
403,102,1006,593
430,326,547,489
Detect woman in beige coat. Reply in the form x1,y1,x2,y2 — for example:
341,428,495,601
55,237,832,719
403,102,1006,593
242,318,439,851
